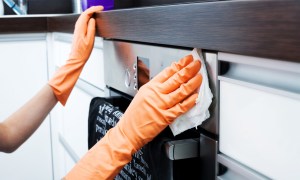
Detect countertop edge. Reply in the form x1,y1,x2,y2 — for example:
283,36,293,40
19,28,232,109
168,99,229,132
95,0,300,63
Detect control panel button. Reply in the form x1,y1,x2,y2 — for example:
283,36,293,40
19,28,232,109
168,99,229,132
124,69,131,87
134,82,138,90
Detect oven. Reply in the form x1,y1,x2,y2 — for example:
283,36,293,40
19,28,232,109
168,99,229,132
90,40,219,179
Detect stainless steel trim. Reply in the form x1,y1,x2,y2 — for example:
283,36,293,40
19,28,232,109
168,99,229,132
217,154,271,180
0,33,47,42
199,134,218,180
164,138,199,160
218,75,300,100
217,53,300,100
76,78,108,97
201,52,218,135
218,52,300,74
53,32,73,43
58,133,80,163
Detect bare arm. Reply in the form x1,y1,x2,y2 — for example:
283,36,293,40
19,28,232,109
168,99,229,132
0,84,57,153
0,6,103,153
0,5,102,154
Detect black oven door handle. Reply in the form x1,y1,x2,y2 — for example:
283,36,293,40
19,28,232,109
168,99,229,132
164,138,200,160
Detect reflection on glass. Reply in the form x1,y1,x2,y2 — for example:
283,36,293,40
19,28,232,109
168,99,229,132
137,57,150,89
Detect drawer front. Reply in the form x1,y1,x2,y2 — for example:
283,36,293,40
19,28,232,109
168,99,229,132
218,52,300,179
219,80,300,179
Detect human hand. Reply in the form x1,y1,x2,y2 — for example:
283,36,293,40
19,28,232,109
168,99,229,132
48,6,103,105
118,54,202,150
64,55,202,179
69,5,103,61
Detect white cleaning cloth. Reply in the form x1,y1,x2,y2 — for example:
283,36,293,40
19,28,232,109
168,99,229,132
169,48,213,136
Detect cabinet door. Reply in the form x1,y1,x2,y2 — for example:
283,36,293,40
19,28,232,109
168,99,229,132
218,52,300,179
51,87,92,178
63,87,92,158
0,34,53,180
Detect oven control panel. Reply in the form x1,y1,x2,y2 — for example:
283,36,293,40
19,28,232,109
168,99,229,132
104,40,191,97
103,39,219,135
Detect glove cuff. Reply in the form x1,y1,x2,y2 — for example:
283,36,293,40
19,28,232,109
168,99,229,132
65,126,135,179
48,58,85,106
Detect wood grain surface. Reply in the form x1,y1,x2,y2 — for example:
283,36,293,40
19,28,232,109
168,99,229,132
0,1,299,62
95,0,300,62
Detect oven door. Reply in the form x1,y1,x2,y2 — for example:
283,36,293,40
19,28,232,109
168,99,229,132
100,40,218,179
88,95,208,179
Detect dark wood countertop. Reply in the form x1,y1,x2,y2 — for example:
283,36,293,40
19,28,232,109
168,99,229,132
95,0,300,63
1,0,300,63
0,14,78,34
0,16,48,33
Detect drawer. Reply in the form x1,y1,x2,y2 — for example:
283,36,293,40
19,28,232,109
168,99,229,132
218,53,300,179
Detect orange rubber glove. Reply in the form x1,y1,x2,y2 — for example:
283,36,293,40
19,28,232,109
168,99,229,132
48,6,103,105
64,55,202,179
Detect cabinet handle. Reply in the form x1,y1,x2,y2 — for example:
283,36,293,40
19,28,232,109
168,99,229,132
218,52,300,100
217,154,270,180
218,75,300,101
59,133,80,163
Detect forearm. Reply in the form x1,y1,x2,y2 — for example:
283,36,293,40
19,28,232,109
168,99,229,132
64,55,202,179
0,6,103,154
0,84,57,153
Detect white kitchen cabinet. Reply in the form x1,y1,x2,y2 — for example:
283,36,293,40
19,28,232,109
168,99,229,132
48,33,108,179
0,34,53,180
62,87,92,158
57,86,93,175
218,53,300,179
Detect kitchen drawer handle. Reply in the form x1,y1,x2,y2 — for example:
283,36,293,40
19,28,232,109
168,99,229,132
217,154,270,180
59,133,80,163
218,75,300,100
218,52,300,100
